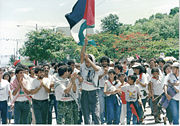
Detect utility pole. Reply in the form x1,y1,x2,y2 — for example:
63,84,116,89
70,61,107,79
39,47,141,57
36,24,38,31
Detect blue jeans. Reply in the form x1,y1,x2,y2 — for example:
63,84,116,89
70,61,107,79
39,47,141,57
32,99,48,124
127,101,139,125
48,94,57,124
14,101,30,124
169,99,179,125
0,101,7,124
106,94,121,124
98,87,106,124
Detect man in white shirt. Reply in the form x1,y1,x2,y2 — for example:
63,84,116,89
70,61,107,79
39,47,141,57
98,56,110,124
30,67,50,124
54,65,79,124
80,38,101,124
0,68,10,124
10,67,31,124
43,64,58,124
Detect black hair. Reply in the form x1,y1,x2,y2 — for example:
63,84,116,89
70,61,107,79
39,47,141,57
163,64,171,75
8,71,14,75
118,73,125,78
133,65,145,74
3,72,11,82
100,56,110,64
16,63,26,69
58,66,68,77
88,55,93,62
157,58,166,64
67,66,73,74
15,67,24,74
151,67,159,74
108,69,116,75
34,67,44,74
51,62,56,67
43,64,50,69
114,64,123,72
58,62,66,67
128,75,138,83
108,69,117,80
166,61,173,65
67,60,75,66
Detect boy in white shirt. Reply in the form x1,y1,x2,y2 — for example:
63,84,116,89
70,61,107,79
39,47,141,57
121,75,142,125
149,67,164,123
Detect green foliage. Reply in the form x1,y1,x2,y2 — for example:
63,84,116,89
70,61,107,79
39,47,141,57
9,55,15,65
20,29,81,63
89,33,179,60
169,7,179,16
101,7,179,41
20,7,179,63
101,14,122,35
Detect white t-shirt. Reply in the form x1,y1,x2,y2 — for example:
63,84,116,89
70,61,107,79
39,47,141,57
0,79,10,101
164,73,179,101
80,62,100,91
121,84,140,102
31,78,50,100
150,76,164,95
54,75,75,101
136,73,148,99
98,67,110,88
105,80,121,96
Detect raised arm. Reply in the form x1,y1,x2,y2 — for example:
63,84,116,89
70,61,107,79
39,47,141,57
80,37,88,64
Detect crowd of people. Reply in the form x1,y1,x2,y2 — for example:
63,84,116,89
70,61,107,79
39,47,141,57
0,39,179,125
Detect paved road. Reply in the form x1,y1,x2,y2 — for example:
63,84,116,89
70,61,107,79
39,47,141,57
2,103,171,125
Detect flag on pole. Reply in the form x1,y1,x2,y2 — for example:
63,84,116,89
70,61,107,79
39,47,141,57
65,0,95,46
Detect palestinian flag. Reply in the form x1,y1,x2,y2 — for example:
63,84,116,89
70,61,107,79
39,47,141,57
65,0,95,46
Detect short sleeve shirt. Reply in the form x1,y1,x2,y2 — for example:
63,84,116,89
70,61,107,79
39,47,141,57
31,78,50,100
121,84,140,102
0,79,10,101
54,75,74,101
80,62,100,91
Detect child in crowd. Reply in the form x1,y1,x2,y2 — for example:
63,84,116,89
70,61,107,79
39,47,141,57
104,69,121,124
149,67,164,123
120,75,142,125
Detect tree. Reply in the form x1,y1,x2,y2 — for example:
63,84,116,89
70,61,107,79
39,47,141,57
101,14,122,35
20,29,81,63
9,55,15,65
135,18,148,24
169,7,179,16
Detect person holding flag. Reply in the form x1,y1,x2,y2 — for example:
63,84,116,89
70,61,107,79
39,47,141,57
79,37,101,124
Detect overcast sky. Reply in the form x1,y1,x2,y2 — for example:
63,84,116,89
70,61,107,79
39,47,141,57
0,0,179,55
